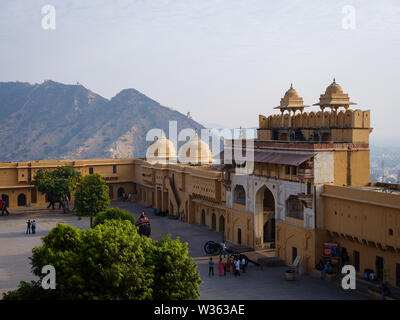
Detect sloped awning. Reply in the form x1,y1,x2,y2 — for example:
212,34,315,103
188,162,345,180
217,150,313,166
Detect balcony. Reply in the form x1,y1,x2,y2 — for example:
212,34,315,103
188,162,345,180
297,168,313,179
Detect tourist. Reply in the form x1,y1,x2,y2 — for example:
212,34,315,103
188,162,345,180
31,220,36,234
225,256,231,274
47,194,55,210
231,258,236,276
381,282,390,300
320,261,328,280
217,258,224,276
241,257,246,273
234,259,241,277
135,212,151,237
1,198,9,216
26,220,31,234
220,241,226,258
208,257,214,276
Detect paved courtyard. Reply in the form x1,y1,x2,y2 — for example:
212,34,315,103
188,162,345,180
0,202,368,299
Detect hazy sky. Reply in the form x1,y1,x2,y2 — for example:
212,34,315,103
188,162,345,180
1,0,399,141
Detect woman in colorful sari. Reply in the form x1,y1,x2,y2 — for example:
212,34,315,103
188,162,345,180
218,258,224,276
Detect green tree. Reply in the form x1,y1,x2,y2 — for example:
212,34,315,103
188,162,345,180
32,166,81,212
3,221,201,300
4,221,154,300
93,208,135,227
74,174,109,227
2,280,58,300
145,234,201,300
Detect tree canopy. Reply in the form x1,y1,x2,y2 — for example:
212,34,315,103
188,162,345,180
32,166,82,211
3,218,201,300
93,208,135,227
74,174,110,227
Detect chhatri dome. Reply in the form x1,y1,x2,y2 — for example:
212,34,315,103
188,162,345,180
313,78,357,110
178,130,212,165
274,84,310,113
146,131,177,164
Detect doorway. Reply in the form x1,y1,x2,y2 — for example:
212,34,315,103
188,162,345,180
376,256,384,281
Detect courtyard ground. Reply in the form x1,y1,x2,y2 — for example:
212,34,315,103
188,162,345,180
0,202,369,299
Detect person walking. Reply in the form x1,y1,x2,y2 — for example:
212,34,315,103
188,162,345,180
1,198,9,216
31,220,36,234
235,259,241,277
26,220,31,234
217,258,224,276
208,257,214,277
47,194,55,210
241,257,246,273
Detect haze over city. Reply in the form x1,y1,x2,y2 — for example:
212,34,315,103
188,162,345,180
1,0,400,142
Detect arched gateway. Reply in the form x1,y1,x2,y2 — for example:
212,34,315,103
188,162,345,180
254,185,276,248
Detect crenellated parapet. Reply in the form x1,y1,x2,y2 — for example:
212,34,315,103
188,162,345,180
257,80,372,144
259,109,370,129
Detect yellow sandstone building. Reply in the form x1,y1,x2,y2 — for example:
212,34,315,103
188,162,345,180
1,79,399,288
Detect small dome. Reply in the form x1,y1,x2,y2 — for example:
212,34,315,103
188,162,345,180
313,78,356,108
283,85,300,100
275,84,309,110
146,131,177,164
325,79,343,95
178,132,212,165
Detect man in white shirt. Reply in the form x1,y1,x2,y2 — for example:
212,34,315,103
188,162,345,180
234,259,240,277
241,257,246,273
220,241,226,258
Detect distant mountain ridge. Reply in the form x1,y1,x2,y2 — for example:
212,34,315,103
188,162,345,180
0,81,204,162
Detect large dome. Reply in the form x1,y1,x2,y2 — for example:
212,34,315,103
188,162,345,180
178,132,212,165
146,132,177,164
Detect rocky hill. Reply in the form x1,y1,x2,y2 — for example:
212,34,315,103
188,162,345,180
0,81,204,161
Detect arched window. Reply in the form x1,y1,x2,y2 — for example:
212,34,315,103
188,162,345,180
286,195,304,220
18,193,26,206
212,213,216,230
233,185,246,205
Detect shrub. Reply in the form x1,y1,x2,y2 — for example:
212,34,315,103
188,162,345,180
93,208,135,227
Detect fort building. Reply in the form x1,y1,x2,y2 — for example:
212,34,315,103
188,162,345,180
1,80,399,288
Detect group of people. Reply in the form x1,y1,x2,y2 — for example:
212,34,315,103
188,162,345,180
121,192,133,202
208,255,246,277
26,219,37,234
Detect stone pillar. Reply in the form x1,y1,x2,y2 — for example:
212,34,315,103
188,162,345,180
320,107,325,127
